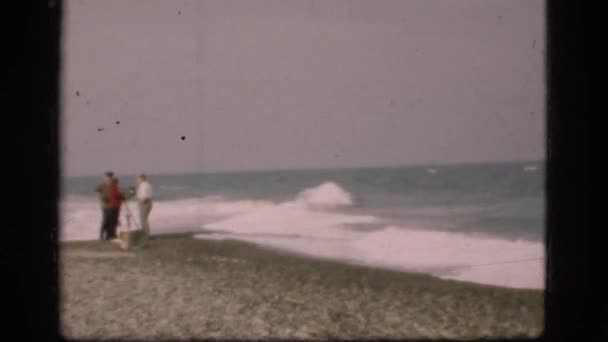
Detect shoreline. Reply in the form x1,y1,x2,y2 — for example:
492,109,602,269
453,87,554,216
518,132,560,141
61,233,544,339
193,229,544,290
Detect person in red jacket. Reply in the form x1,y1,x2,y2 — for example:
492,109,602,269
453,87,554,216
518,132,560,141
106,176,124,240
95,172,114,240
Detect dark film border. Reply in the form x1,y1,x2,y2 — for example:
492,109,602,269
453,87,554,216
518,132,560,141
4,0,597,341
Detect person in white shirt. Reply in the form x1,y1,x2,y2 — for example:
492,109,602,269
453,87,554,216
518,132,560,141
135,174,153,238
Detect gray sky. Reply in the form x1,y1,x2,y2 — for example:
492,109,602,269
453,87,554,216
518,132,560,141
62,0,545,177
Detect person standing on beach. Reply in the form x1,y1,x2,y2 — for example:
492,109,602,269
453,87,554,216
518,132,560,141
95,171,113,240
107,176,124,240
135,174,153,238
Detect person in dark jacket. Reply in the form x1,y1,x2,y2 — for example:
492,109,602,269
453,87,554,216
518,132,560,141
107,176,124,240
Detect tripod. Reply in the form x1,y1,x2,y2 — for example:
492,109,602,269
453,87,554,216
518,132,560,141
122,200,141,230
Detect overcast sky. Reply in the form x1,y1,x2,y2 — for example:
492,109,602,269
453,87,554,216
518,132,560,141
62,0,545,177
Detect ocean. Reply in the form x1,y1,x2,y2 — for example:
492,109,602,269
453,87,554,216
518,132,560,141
61,161,545,289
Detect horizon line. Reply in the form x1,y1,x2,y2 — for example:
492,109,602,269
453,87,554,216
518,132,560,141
64,158,545,179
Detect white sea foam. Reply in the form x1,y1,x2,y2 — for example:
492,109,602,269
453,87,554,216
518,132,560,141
346,226,544,288
204,202,377,240
195,183,545,289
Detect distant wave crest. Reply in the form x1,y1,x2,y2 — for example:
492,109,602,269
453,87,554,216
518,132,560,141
294,181,355,208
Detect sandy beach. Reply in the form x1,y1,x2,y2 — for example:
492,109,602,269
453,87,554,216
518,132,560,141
60,233,543,340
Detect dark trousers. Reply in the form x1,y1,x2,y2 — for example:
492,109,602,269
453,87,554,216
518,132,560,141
100,207,120,240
